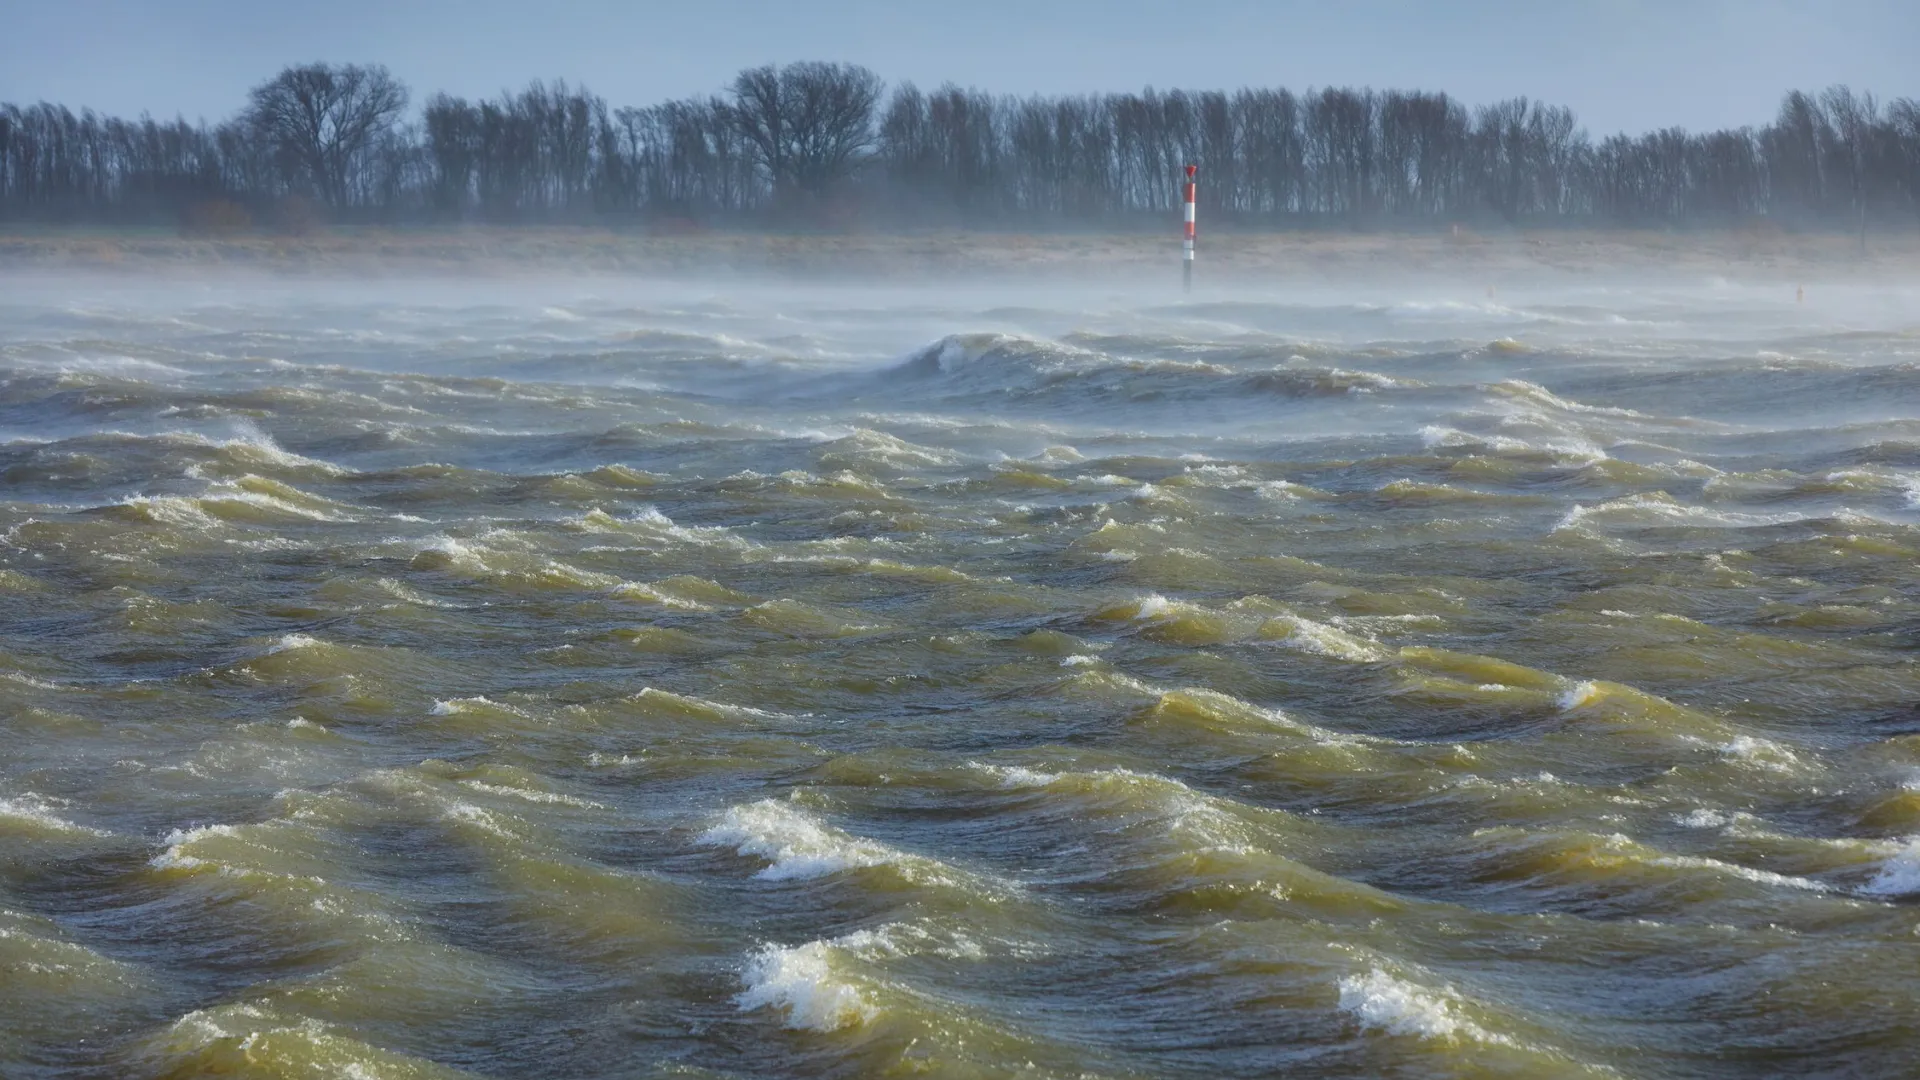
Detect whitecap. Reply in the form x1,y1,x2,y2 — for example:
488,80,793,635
1645,852,1828,892
735,939,877,1031
1338,967,1512,1046
1132,594,1176,620
969,763,1062,789
149,824,240,870
459,780,603,810
1266,615,1388,663
1717,735,1801,773
1862,839,1920,898
1557,681,1602,711
429,695,526,718
266,634,324,654
0,794,110,838
699,798,895,881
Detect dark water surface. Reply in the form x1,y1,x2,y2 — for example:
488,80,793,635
4,274,1920,1078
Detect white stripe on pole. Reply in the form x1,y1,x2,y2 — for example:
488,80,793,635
1182,165,1197,292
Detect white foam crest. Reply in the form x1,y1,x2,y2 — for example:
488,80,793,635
202,421,349,476
459,780,604,810
1132,593,1176,620
1386,298,1524,322
265,634,325,655
969,762,1064,788
1266,615,1389,663
119,495,222,531
1338,968,1513,1046
1065,666,1163,700
634,686,792,722
1258,480,1311,500
1555,494,1806,534
822,428,959,468
837,921,988,962
429,695,527,717
610,581,712,610
1717,735,1802,773
916,333,1053,376
0,794,111,837
1676,808,1736,830
735,939,878,1031
1493,379,1649,419
1162,687,1357,745
414,534,490,571
201,481,353,522
1645,851,1829,892
26,352,194,378
149,823,240,870
969,762,1245,847
165,1002,277,1043
1862,839,1920,898
624,506,755,549
699,799,896,881
1557,681,1602,711
1419,425,1534,453
374,578,459,608
440,801,520,839
1323,365,1416,391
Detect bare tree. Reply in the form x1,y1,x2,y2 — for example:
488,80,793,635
245,63,408,210
1823,85,1878,251
1893,99,1920,223
8,63,1920,235
724,62,882,202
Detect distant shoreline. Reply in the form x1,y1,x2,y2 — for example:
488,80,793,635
3,227,1915,283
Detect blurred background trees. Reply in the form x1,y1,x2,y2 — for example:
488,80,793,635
243,63,409,210
1,60,1915,233
724,62,882,205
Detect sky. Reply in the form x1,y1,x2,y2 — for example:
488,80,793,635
3,0,1914,136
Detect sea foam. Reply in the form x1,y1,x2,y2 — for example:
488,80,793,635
1338,968,1512,1046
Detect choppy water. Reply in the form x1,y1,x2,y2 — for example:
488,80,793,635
4,272,1920,1079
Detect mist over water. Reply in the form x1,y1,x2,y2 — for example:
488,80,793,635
5,270,1920,1078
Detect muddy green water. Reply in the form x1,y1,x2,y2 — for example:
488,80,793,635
3,275,1920,1079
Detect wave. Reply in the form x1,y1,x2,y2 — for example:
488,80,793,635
1338,967,1516,1046
1862,839,1920,897
737,937,879,1031
883,332,1419,408
0,792,112,838
138,1002,476,1079
700,797,992,892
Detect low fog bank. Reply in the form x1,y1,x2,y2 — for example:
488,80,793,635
5,258,1914,365
4,227,1920,290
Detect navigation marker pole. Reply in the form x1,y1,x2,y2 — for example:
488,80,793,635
1182,164,1197,294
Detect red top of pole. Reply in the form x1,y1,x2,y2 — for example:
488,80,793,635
1185,164,1197,178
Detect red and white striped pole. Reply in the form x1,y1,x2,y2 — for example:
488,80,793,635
1182,164,1197,294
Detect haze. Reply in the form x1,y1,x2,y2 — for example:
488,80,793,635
4,0,1916,136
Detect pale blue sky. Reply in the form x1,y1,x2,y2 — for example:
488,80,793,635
3,0,1913,136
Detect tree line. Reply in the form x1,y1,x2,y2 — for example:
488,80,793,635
2,60,1915,232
